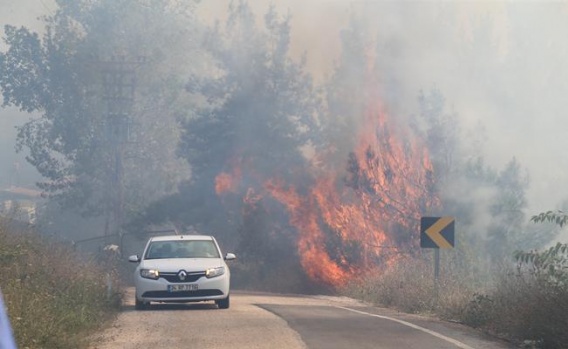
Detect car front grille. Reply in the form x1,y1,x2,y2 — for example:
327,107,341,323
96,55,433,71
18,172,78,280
142,289,224,298
160,271,206,283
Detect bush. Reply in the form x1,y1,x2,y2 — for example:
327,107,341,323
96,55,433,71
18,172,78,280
342,250,568,349
0,219,121,349
461,293,493,328
340,255,480,317
485,260,568,348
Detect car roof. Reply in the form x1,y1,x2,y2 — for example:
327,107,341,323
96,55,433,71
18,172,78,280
149,235,214,242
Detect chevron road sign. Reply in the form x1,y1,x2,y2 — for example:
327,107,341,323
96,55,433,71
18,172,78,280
420,216,455,249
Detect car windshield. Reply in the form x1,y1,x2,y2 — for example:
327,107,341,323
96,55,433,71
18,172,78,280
144,240,220,259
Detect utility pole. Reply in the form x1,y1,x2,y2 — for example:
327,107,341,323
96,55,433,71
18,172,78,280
100,55,144,241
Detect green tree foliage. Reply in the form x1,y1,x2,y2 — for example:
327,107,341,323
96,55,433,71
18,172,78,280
508,212,568,349
462,157,558,261
516,210,568,284
0,0,199,237
485,157,529,258
160,1,318,242
531,210,568,228
515,242,568,286
182,1,317,182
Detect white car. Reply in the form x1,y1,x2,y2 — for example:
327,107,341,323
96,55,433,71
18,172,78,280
128,235,235,310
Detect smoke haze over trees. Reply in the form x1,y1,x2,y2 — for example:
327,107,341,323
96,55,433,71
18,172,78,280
1,0,567,287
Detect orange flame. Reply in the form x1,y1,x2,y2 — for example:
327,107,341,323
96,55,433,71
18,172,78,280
215,159,243,195
263,99,437,287
214,87,436,288
215,172,239,195
265,178,352,285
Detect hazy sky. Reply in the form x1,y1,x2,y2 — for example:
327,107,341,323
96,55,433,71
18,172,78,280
2,0,568,227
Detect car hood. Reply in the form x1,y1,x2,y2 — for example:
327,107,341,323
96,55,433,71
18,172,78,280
140,258,224,273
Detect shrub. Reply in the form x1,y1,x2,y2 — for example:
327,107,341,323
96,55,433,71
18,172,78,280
340,254,480,317
0,219,121,349
480,244,568,349
461,293,493,328
342,249,568,349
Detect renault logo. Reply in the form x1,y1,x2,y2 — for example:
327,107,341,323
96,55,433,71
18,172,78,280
178,270,187,281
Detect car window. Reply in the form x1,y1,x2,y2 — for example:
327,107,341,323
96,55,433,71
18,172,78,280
191,241,220,258
145,242,173,259
145,240,220,259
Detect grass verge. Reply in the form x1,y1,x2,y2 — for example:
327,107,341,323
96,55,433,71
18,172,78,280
0,219,122,349
340,253,568,349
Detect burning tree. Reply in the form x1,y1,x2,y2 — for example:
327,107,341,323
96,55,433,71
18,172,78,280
175,2,317,243
173,3,440,289
265,99,437,286
260,20,438,286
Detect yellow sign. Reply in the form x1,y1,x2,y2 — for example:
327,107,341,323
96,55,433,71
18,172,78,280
420,217,455,249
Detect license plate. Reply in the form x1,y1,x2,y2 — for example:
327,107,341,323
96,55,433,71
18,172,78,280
168,284,198,292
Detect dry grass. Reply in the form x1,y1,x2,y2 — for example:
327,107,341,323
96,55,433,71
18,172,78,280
340,255,480,318
341,253,568,349
486,268,568,349
0,219,121,349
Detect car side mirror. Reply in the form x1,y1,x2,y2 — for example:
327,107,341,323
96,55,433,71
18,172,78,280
224,253,236,261
128,255,140,263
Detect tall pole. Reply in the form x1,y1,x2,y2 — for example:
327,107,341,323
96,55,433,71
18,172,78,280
100,55,144,241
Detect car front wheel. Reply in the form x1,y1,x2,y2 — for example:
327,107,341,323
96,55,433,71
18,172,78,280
135,297,148,310
216,295,230,309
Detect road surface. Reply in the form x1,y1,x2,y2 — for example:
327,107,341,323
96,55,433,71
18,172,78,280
89,288,515,349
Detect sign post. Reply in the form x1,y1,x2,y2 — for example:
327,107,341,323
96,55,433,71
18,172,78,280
434,248,440,281
420,217,455,293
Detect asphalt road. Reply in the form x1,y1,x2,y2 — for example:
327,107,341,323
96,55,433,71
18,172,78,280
89,288,515,349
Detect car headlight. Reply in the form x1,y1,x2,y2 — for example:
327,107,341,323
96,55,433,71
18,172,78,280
205,266,225,278
140,269,160,280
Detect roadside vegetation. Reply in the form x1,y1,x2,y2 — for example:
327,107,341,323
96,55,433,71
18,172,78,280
341,214,568,349
0,218,121,349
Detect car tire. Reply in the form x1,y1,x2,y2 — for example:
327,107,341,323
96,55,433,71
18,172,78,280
216,295,230,309
135,297,148,310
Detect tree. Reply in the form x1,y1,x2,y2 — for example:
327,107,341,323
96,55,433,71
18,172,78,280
457,156,555,261
512,211,568,348
0,0,200,239
155,1,318,245
316,15,370,164
183,2,316,180
485,158,528,258
412,89,461,184
515,210,568,272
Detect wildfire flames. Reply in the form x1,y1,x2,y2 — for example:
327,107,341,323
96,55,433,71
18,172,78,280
265,102,436,285
214,98,436,287
215,172,239,194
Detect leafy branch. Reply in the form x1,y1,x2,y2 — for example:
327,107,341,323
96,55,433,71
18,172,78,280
530,210,568,227
514,211,568,284
514,242,568,273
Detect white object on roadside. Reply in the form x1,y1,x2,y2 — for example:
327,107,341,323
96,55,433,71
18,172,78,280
0,289,17,349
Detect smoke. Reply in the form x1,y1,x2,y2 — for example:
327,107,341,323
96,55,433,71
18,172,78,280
2,0,567,248
199,1,568,243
